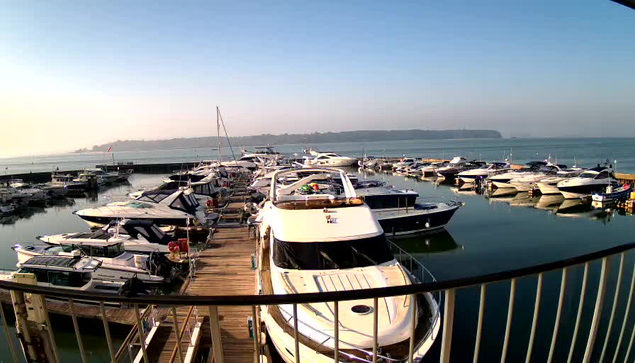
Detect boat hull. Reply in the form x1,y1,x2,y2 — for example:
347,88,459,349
374,204,460,237
536,182,561,195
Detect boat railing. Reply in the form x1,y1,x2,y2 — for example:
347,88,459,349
2,242,635,363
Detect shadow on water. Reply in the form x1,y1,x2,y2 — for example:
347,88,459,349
393,230,461,255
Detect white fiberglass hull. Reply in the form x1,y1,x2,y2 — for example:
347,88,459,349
536,182,561,195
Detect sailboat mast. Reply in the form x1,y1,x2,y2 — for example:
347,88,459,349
217,106,222,162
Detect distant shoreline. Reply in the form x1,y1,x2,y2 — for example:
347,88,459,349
78,129,502,153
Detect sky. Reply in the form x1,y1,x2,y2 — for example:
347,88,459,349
1,0,634,157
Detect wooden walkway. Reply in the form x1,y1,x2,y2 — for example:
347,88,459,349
151,225,257,363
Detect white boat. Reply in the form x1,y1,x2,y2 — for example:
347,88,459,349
38,219,172,254
457,162,510,185
421,161,447,178
0,256,144,295
392,157,416,171
257,168,440,363
436,157,481,180
74,189,210,228
129,179,223,205
13,240,170,285
309,151,358,167
557,166,618,199
535,169,584,195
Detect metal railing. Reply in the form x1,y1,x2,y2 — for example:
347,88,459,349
1,242,635,363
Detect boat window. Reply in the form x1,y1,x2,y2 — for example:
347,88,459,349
107,243,125,257
48,271,90,287
138,193,170,203
596,171,610,179
363,195,416,209
272,234,394,270
317,156,329,160
579,172,596,179
170,194,198,214
20,268,49,283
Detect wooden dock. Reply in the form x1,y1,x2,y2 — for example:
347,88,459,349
144,175,257,363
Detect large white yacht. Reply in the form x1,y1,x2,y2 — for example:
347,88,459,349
309,151,359,167
535,169,584,195
74,189,208,228
256,168,440,363
557,166,618,199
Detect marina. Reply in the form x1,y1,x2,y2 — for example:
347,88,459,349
1,142,635,362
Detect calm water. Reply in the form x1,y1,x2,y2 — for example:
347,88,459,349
1,150,635,361
3,137,635,174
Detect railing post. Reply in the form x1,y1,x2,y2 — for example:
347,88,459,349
134,304,150,363
473,285,486,363
440,289,456,363
68,299,88,363
599,253,624,362
293,303,300,363
500,278,516,363
568,263,589,363
0,301,19,363
99,301,116,363
373,297,379,363
582,257,610,363
172,307,184,363
547,267,567,363
525,273,543,363
612,260,635,363
208,305,225,363
408,294,417,363
252,305,260,363
333,301,339,363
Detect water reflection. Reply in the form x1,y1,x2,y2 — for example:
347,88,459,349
556,199,613,221
392,230,461,255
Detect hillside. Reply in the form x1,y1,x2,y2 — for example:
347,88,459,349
79,129,502,152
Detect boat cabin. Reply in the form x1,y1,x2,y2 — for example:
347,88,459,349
17,256,100,288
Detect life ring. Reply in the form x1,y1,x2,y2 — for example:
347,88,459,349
206,199,213,208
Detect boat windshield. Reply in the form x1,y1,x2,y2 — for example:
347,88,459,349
126,201,153,208
272,234,394,270
579,172,598,178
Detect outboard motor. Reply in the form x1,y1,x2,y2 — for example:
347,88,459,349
118,277,149,297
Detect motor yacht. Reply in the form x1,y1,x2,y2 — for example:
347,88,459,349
535,169,584,195
457,162,510,185
129,179,223,205
74,189,209,228
13,240,170,285
417,161,445,178
436,157,480,180
309,151,359,167
392,157,417,172
256,168,441,363
38,219,173,254
356,185,461,236
557,166,618,199
0,256,146,295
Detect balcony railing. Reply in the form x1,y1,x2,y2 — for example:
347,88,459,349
1,241,635,363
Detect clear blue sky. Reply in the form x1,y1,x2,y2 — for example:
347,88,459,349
1,1,634,156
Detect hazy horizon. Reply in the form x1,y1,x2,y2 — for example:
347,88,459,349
2,1,634,157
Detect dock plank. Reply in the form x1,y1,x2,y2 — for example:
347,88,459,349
155,225,256,363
